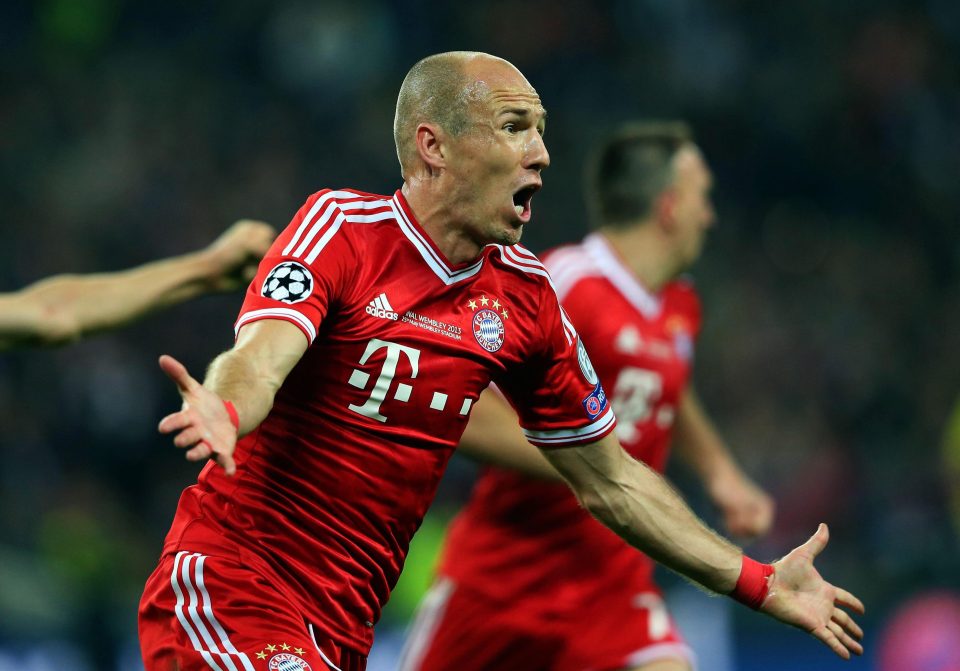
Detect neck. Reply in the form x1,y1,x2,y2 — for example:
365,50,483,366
401,181,484,266
598,222,680,293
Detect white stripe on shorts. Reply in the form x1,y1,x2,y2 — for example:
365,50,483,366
170,551,255,671
396,577,456,671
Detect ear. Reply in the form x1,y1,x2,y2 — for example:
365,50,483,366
415,123,447,173
655,189,677,232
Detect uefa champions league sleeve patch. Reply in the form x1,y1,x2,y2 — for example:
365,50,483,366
261,261,314,304
582,382,608,419
577,338,607,418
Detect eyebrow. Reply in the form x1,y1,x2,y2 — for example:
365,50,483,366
499,107,548,123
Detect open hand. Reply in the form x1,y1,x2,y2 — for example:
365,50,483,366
205,220,276,291
710,470,775,540
761,524,865,659
157,354,239,475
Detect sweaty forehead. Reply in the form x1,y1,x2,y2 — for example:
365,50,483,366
461,83,546,123
462,60,545,117
488,88,545,116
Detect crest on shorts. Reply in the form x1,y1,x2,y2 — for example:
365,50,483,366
466,294,508,353
268,652,312,670
253,643,310,669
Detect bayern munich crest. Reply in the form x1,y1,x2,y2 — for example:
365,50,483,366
268,653,312,671
473,309,505,352
466,294,508,353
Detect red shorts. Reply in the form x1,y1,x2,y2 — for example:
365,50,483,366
139,550,366,671
398,577,695,671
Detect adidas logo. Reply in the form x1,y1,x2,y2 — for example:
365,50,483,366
365,292,399,321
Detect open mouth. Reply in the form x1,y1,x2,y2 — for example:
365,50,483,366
512,184,539,222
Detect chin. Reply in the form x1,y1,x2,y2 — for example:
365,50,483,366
499,226,524,246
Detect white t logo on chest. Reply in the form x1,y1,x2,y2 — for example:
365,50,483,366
347,338,421,422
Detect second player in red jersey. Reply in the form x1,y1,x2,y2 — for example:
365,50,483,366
402,123,775,671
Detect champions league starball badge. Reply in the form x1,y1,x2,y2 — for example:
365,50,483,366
261,261,313,304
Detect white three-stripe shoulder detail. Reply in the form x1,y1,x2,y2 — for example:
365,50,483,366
494,245,577,344
282,191,353,256
283,193,392,261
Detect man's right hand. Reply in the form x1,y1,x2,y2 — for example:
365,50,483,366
157,354,239,475
760,524,865,659
204,220,277,292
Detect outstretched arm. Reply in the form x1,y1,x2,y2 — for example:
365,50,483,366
0,220,275,350
543,436,865,659
456,386,562,480
157,318,307,475
673,387,775,539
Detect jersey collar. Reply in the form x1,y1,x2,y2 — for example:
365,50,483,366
391,190,486,286
583,233,663,319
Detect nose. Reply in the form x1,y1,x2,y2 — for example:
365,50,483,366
525,132,550,171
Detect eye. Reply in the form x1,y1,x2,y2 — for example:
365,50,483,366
503,122,518,134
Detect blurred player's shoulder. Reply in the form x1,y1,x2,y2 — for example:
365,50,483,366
663,274,702,329
540,240,606,301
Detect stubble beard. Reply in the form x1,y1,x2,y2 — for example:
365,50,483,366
494,223,523,247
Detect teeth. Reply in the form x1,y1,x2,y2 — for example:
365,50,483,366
515,204,524,216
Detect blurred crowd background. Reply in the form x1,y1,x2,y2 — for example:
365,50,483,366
2,1,959,670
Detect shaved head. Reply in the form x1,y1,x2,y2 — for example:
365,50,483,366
393,51,514,177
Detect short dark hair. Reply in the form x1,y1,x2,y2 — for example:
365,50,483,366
585,121,693,229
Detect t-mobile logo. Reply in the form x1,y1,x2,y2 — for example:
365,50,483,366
346,338,421,422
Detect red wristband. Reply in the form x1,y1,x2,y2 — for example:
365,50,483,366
223,400,240,433
730,556,774,609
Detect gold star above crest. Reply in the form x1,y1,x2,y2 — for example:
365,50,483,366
467,299,477,310
266,644,277,652
281,643,291,651
256,651,267,660
479,295,490,306
294,647,306,655
502,308,509,319
492,298,501,310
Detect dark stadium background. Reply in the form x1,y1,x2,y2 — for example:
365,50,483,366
2,1,959,670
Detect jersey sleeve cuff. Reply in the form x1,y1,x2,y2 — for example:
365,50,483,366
234,308,317,344
521,406,617,449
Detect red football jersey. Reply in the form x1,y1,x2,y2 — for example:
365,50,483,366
160,190,615,653
440,232,702,609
